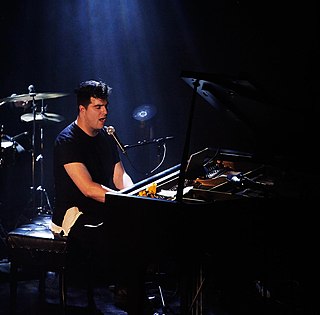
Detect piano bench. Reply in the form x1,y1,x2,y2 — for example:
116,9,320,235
6,214,94,314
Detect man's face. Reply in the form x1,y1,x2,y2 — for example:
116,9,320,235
80,96,108,132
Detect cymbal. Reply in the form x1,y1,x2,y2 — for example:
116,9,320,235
0,92,69,104
20,112,65,123
132,104,157,121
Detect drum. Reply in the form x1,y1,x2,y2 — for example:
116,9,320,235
0,135,19,167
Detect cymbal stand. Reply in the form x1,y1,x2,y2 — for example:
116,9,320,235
0,124,4,168
27,86,52,216
29,87,37,214
36,100,52,214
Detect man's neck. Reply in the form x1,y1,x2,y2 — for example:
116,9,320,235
75,118,99,137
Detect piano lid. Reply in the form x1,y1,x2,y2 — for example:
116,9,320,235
179,70,306,168
180,70,278,135
180,70,273,107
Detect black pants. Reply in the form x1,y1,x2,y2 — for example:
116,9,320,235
67,213,150,315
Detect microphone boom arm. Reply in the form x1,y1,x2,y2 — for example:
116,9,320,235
124,136,174,150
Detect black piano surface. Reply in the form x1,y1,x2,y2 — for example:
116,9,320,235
105,147,317,314
104,71,318,314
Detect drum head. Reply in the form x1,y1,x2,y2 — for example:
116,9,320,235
1,135,25,168
1,139,14,149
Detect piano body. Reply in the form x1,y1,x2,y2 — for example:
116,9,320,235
105,71,317,314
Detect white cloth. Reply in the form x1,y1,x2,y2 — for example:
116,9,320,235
49,206,83,236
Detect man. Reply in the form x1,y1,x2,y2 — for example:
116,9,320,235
51,80,133,233
50,80,150,314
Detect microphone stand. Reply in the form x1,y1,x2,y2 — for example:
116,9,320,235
124,136,174,175
124,136,174,150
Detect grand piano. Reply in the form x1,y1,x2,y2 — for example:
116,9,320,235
105,71,317,314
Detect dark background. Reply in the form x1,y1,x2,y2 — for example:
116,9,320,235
0,0,319,232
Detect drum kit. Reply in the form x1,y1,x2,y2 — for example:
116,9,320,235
0,89,68,214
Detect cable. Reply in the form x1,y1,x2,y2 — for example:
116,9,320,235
150,143,167,174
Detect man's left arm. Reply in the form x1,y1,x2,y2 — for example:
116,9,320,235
113,161,133,190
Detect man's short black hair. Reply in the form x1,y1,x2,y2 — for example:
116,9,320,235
75,80,112,108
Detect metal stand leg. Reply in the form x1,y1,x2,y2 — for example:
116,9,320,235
156,285,167,315
36,150,52,215
147,263,179,315
59,269,67,315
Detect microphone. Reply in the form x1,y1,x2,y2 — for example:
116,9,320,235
105,126,127,154
28,84,36,96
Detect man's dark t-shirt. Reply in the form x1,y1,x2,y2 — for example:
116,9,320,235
52,122,120,226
